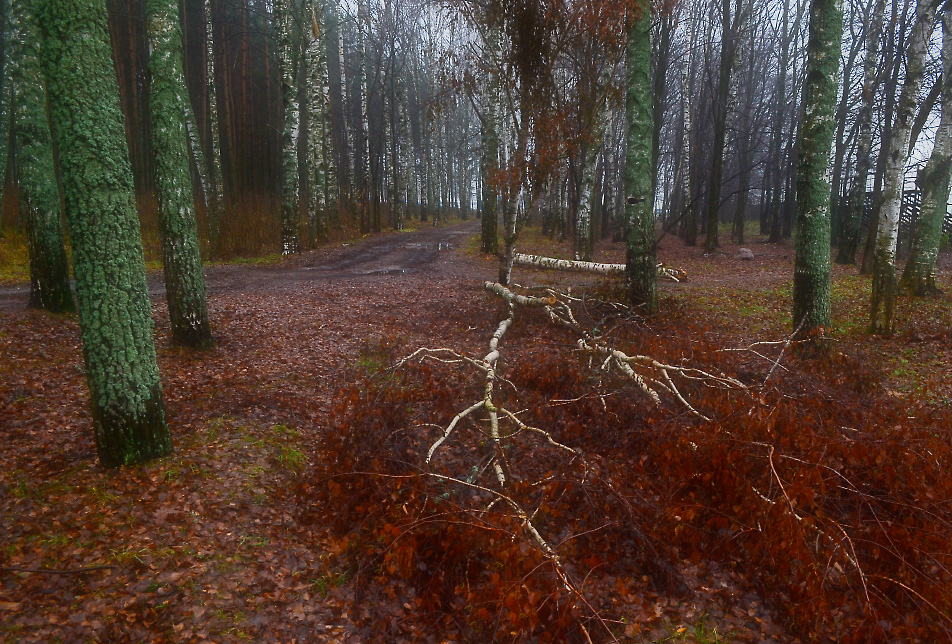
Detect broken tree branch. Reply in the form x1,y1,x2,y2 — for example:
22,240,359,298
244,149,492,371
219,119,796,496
511,253,687,282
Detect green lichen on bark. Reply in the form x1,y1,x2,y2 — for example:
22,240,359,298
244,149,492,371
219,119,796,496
792,0,843,336
36,0,171,467
900,6,952,297
624,0,657,312
146,0,213,348
9,0,73,313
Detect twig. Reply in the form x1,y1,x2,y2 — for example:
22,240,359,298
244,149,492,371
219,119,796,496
764,317,807,386
0,565,115,575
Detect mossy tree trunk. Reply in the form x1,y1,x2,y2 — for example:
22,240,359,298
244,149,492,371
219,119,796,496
9,0,73,313
624,0,656,312
869,0,935,335
792,0,843,338
146,0,213,348
36,0,172,468
900,5,951,297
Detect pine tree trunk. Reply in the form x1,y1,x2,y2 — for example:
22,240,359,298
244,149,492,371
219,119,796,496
792,0,844,337
900,5,950,296
10,0,73,313
146,0,213,348
36,0,172,467
624,0,656,312
870,0,934,334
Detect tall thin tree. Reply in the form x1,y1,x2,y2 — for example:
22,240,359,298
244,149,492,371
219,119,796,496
9,0,73,313
869,0,935,334
146,0,214,348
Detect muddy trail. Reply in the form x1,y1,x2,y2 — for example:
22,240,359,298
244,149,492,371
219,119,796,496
0,220,479,311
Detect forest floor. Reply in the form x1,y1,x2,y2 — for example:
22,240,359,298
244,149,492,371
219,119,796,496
1,221,951,643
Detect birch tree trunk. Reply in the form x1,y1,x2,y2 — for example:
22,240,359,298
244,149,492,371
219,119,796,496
861,0,908,275
900,5,951,296
573,69,609,262
792,0,844,337
836,0,886,265
276,0,302,254
146,0,214,348
9,0,73,313
305,0,329,244
625,0,657,312
869,0,935,335
356,0,371,233
36,0,172,467
480,25,501,255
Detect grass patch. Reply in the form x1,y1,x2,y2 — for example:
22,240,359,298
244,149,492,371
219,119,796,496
0,232,30,284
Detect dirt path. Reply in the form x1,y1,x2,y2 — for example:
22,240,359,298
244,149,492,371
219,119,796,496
0,220,481,311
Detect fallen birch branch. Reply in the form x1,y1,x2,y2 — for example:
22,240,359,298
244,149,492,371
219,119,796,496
511,253,687,282
481,282,748,420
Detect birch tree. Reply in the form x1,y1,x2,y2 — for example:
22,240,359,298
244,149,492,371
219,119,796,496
479,23,501,255
36,0,172,467
792,0,844,337
836,0,886,265
869,0,935,335
277,0,303,254
900,4,952,296
9,0,73,313
146,0,214,348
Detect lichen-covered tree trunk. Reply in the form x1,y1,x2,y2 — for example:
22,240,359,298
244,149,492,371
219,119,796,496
792,0,843,338
36,0,171,467
624,0,656,312
9,0,73,313
836,0,885,265
146,0,213,348
900,6,951,296
869,0,934,335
